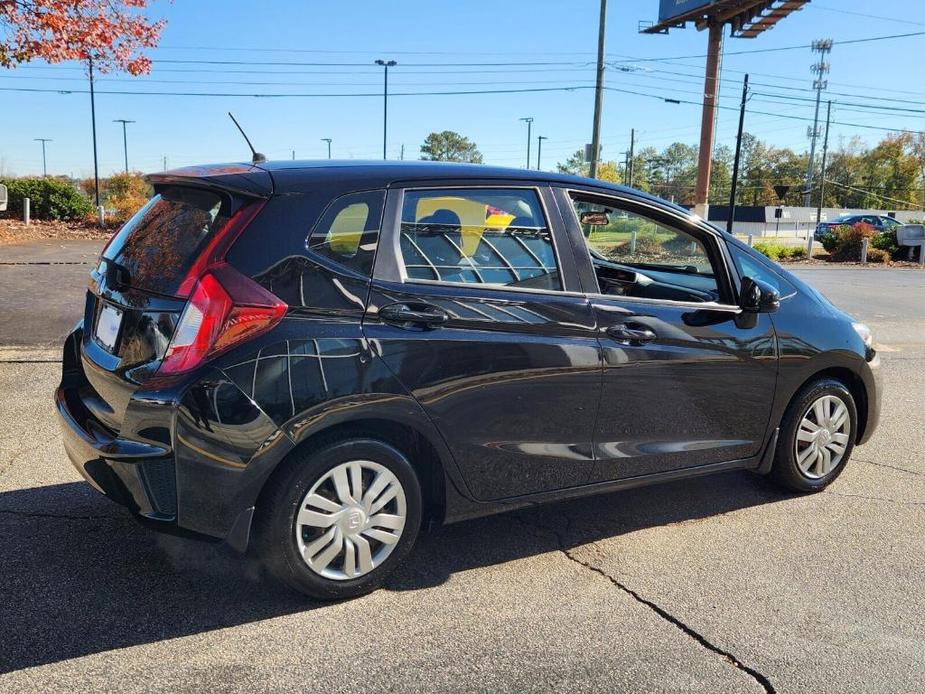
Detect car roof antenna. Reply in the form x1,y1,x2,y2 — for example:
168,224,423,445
228,112,266,164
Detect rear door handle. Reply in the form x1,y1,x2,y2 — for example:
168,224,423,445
379,303,449,328
606,322,657,345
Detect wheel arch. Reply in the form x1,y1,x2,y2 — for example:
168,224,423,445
790,366,868,443
258,416,451,530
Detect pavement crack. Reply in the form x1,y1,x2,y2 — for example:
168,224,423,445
514,514,775,694
824,491,924,507
0,359,63,364
0,508,120,521
854,457,922,476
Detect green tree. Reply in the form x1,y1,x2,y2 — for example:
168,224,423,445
555,149,623,183
556,149,586,176
419,131,483,163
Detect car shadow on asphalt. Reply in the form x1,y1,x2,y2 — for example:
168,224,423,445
0,471,793,674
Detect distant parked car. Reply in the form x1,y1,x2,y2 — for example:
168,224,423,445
815,214,902,240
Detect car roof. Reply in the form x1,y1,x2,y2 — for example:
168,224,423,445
258,158,693,210
257,159,622,189
149,159,708,233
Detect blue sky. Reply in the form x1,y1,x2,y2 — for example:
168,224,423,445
2,0,923,177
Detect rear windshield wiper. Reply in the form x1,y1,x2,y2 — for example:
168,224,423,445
100,257,132,290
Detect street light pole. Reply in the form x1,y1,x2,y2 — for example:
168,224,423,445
519,117,533,168
374,59,397,159
321,138,332,159
113,119,135,173
536,135,548,171
34,138,52,177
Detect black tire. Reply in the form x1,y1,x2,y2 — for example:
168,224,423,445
253,438,422,600
770,377,857,492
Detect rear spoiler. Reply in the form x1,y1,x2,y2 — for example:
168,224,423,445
145,163,273,199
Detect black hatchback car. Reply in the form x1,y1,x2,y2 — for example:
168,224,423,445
57,161,881,599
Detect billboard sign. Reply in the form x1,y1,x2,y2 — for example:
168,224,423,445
659,0,713,23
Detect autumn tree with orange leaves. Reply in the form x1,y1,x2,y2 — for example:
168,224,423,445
0,0,165,74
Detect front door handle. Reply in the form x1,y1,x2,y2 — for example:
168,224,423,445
606,322,657,345
379,303,449,328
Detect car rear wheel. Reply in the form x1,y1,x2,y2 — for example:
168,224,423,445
771,378,857,492
254,438,422,600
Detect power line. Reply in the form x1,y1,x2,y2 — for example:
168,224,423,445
610,30,925,63
810,4,925,27
823,179,922,208
2,81,922,137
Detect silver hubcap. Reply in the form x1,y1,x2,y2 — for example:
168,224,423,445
294,460,406,581
795,395,851,479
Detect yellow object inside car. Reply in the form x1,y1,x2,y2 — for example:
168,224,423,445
415,196,514,255
326,202,370,256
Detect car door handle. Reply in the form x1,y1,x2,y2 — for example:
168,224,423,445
379,303,449,327
606,323,657,345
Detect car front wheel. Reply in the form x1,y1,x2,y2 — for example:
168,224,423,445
771,378,857,492
254,438,422,600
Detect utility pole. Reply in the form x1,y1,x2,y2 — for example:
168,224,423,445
374,59,397,159
321,138,332,159
816,100,833,225
88,56,100,207
693,22,723,219
804,39,833,208
627,128,635,187
519,117,533,168
727,74,749,234
536,135,548,170
34,138,51,177
589,0,607,179
400,144,405,161
112,119,135,173
162,155,167,171
291,150,296,160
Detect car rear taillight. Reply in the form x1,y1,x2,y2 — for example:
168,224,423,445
159,263,286,375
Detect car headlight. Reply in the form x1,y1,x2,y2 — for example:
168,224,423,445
852,322,874,349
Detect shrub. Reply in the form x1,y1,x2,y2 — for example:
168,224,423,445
819,230,839,253
865,247,889,264
105,172,152,224
788,246,806,260
753,242,785,261
1,177,94,220
830,222,877,262
871,228,900,258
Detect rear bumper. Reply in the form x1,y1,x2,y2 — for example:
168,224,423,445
56,382,177,520
56,327,293,550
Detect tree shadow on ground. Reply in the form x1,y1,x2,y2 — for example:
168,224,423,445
0,470,792,673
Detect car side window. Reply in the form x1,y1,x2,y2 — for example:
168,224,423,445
568,194,722,304
398,188,561,291
307,190,385,276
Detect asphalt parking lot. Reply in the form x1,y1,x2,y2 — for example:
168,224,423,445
1,239,923,693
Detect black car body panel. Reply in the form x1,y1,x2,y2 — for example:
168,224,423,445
56,160,882,549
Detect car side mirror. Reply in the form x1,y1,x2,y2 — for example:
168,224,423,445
740,276,780,314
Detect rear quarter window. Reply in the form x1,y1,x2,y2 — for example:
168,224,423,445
103,186,229,295
307,190,385,276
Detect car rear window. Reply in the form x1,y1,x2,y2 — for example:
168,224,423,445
103,186,229,295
